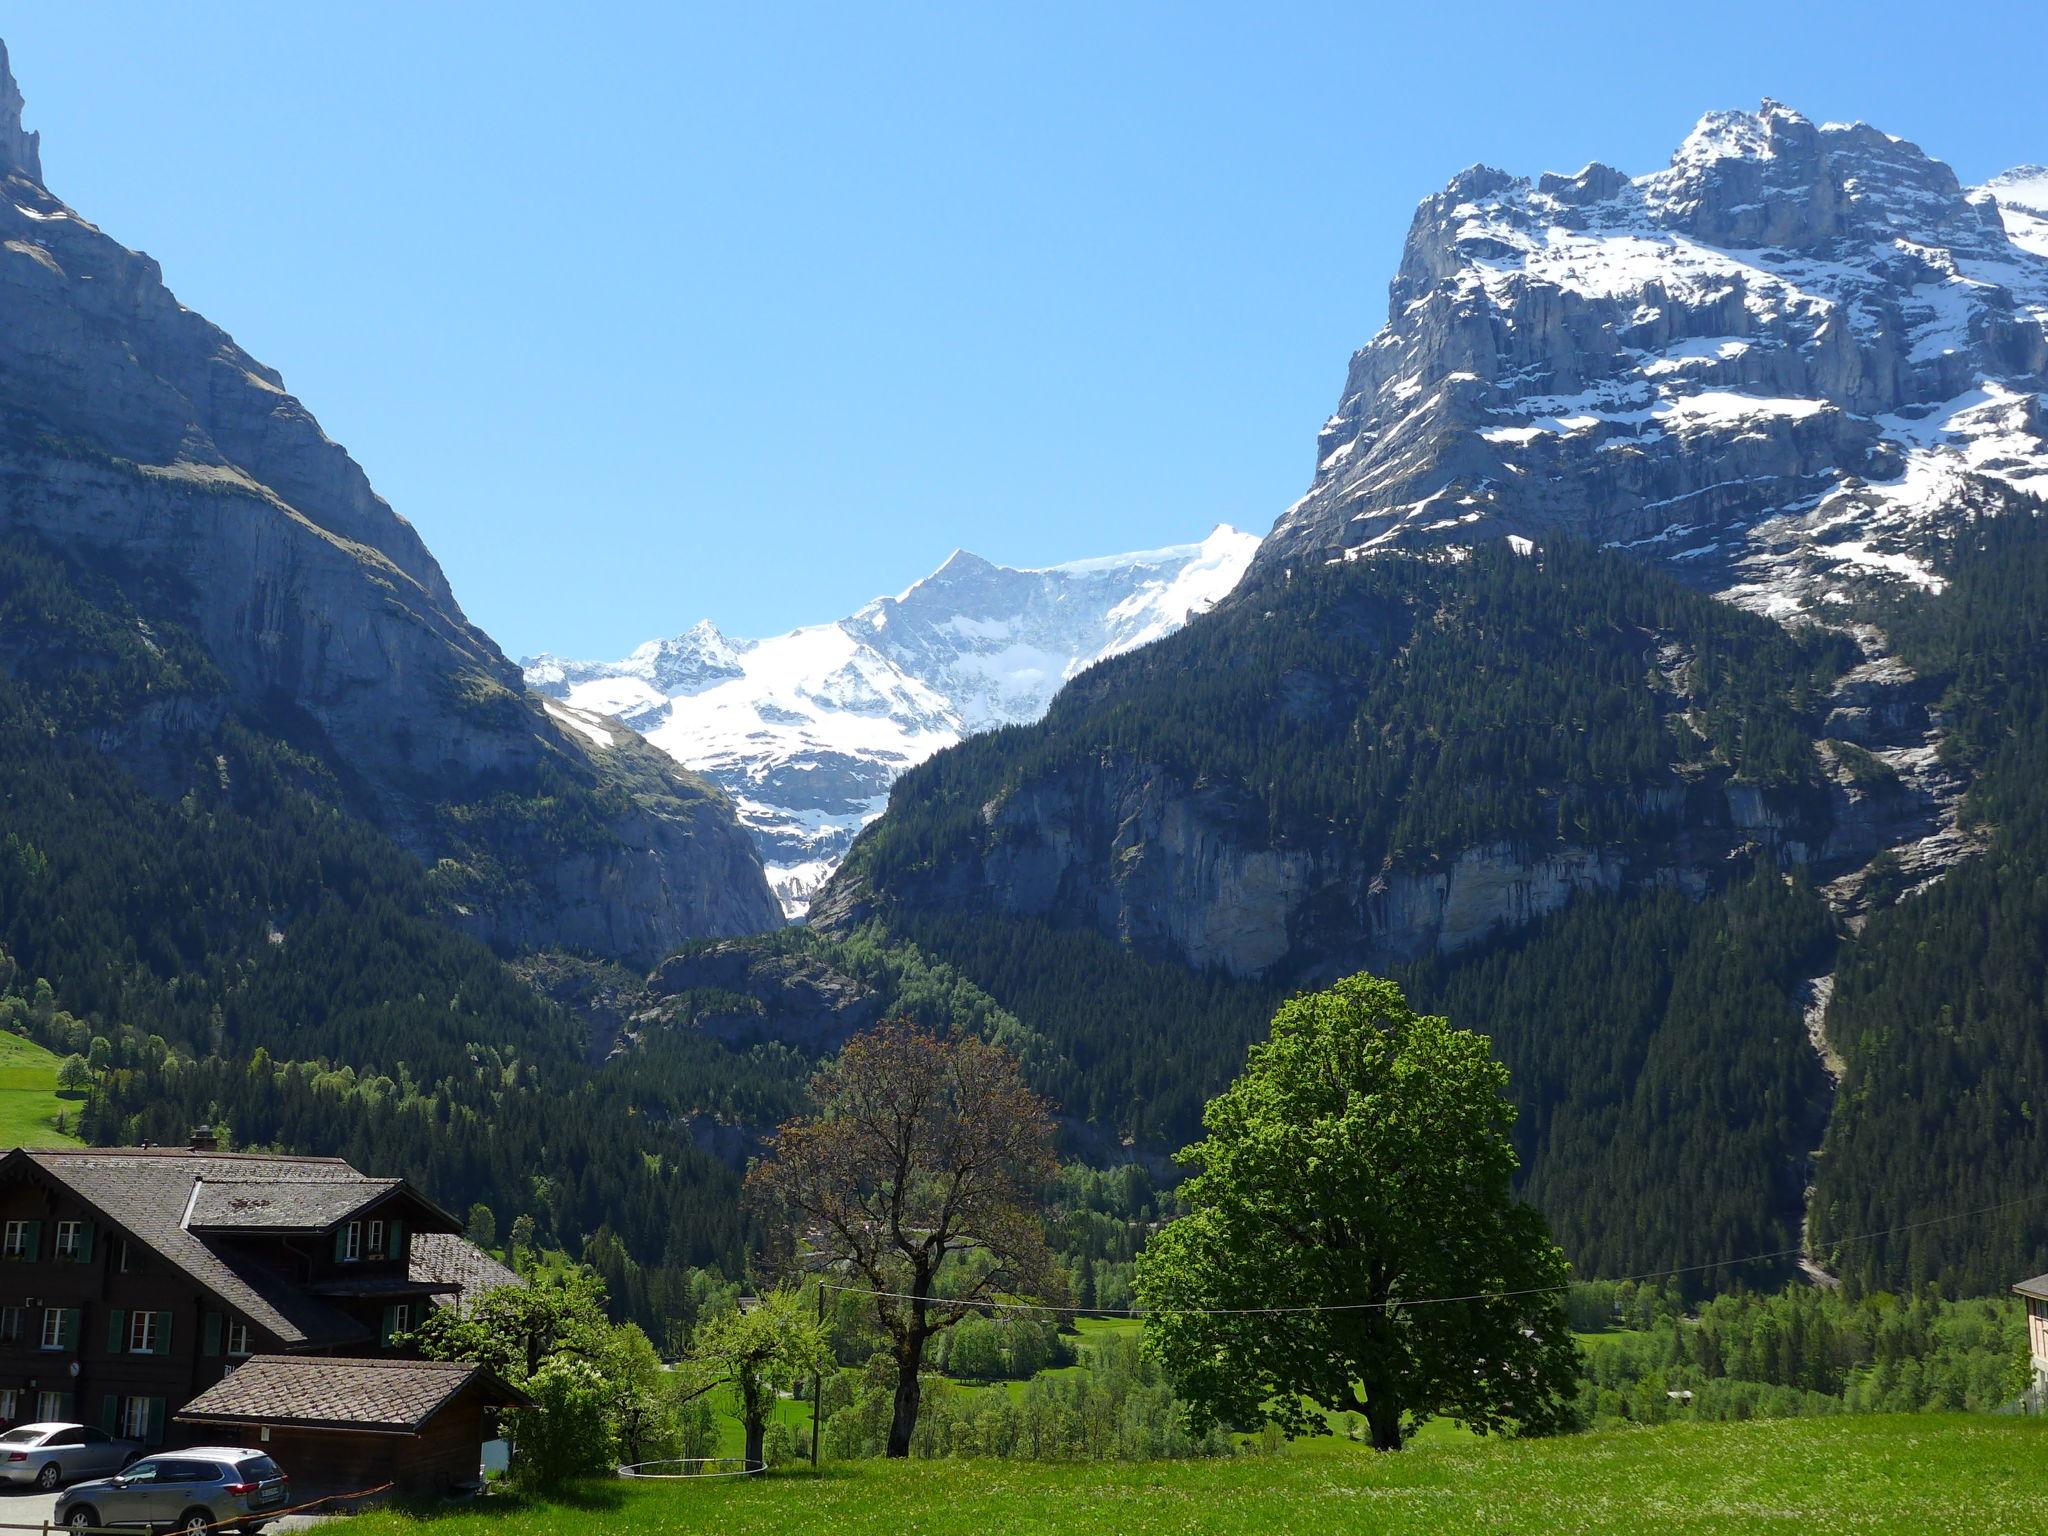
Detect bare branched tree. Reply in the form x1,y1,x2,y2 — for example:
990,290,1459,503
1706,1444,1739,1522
747,1021,1059,1456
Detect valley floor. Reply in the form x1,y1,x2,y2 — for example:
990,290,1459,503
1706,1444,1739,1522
349,1415,2046,1535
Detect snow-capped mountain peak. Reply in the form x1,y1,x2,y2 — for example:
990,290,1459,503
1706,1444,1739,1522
525,526,1258,916
1261,102,2048,618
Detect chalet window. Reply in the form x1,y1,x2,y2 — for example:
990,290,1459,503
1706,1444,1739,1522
120,1397,150,1441
2,1220,36,1261
39,1307,77,1352
128,1311,158,1354
0,1306,20,1344
54,1220,88,1262
341,1221,363,1262
0,1389,14,1420
226,1320,250,1358
379,1302,412,1346
118,1240,137,1274
34,1391,64,1422
367,1219,386,1259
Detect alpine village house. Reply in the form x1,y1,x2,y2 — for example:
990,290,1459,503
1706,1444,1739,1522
0,1137,525,1493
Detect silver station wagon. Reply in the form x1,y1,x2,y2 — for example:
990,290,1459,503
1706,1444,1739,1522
53,1447,289,1534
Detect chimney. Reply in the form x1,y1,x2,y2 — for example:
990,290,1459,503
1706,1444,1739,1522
189,1125,219,1152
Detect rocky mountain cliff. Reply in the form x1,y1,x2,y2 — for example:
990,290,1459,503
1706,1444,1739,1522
0,44,779,960
822,102,2043,983
525,526,1256,914
1262,103,2047,614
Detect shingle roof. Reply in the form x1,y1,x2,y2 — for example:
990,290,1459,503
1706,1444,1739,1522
7,1149,458,1348
2016,1272,2048,1301
175,1355,527,1432
187,1177,402,1231
407,1233,522,1316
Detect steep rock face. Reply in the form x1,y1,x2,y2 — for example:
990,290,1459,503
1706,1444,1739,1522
1262,103,2048,614
526,526,1257,914
822,103,2043,984
0,46,779,959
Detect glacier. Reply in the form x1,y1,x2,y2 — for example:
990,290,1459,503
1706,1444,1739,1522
525,525,1258,916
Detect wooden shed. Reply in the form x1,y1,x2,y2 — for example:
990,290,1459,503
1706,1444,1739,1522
173,1355,527,1494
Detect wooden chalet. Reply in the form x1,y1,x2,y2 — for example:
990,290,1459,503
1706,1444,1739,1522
0,1141,515,1474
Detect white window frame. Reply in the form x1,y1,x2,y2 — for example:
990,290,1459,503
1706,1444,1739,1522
366,1219,386,1259
226,1319,251,1358
34,1391,62,1422
0,1306,20,1344
390,1303,410,1334
53,1220,81,1260
0,1389,15,1420
120,1397,150,1441
2,1222,28,1260
128,1311,157,1354
343,1222,363,1262
38,1308,64,1351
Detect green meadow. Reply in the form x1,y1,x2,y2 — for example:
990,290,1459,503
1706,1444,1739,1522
351,1414,2048,1536
0,1032,81,1147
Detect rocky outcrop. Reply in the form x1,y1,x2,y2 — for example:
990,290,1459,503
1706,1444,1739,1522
817,742,1825,985
0,43,37,183
0,42,780,959
1261,102,2048,615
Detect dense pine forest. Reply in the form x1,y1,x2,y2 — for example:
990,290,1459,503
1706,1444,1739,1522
844,540,1854,900
7,509,2048,1322
1813,505,2048,1295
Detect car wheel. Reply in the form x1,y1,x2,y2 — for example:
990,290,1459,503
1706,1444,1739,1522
64,1508,97,1530
178,1509,215,1534
35,1463,62,1492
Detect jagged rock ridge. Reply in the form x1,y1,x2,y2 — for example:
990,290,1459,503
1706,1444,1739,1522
526,526,1257,915
1261,102,2047,618
0,41,781,960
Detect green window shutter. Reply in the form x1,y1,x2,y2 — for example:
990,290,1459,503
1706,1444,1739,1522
144,1398,165,1447
64,1308,79,1351
153,1311,172,1356
107,1307,127,1354
75,1224,93,1264
388,1218,404,1261
23,1221,38,1261
379,1305,395,1347
334,1225,351,1263
203,1312,222,1357
57,1392,72,1421
100,1395,117,1435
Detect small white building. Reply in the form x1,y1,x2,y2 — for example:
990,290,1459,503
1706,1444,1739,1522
2015,1272,2048,1406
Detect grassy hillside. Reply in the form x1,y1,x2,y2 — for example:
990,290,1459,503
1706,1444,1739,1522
0,1033,80,1146
352,1416,2048,1535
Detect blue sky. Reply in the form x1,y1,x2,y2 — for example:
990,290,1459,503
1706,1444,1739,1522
7,3,2043,657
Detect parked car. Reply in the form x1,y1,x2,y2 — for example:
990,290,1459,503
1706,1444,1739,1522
54,1448,288,1533
0,1424,140,1491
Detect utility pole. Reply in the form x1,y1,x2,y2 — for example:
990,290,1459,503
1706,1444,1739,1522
811,1282,824,1469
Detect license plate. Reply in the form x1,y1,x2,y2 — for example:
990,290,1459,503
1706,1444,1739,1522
257,1487,282,1505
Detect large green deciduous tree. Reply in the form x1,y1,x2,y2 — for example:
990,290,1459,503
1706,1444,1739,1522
1134,974,1581,1450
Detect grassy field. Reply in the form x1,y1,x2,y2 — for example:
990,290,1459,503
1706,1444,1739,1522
355,1415,2048,1535
0,1033,81,1146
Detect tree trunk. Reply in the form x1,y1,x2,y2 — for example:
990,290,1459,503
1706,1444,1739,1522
743,1417,766,1471
1365,1393,1404,1452
886,1328,929,1458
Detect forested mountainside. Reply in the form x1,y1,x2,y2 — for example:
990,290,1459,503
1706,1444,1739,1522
0,43,785,1331
0,46,777,959
811,101,2048,1296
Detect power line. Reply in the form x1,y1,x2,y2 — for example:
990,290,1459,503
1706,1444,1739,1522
818,1189,2044,1319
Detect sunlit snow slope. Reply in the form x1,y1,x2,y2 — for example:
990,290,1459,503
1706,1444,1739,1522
525,526,1257,916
